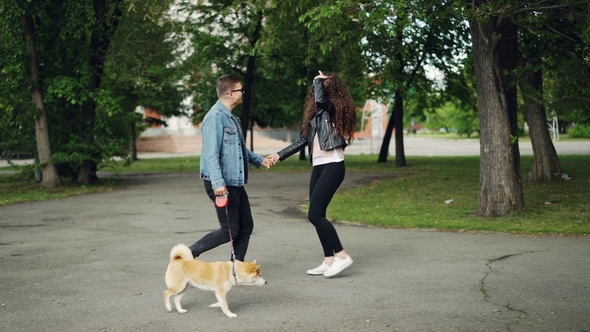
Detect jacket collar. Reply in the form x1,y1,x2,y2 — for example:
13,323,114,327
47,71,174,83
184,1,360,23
215,99,233,117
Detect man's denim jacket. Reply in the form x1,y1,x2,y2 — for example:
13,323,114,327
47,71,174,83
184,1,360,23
200,100,263,189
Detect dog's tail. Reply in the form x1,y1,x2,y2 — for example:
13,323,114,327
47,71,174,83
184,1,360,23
170,244,193,262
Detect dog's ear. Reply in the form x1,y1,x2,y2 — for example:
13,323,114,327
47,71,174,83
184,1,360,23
246,263,261,274
252,260,257,265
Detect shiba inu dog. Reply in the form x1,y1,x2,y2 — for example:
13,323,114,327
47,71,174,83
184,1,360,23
164,244,266,317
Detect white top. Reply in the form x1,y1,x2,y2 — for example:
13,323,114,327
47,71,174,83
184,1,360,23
312,134,344,166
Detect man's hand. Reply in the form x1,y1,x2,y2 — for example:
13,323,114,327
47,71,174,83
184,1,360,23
214,186,227,196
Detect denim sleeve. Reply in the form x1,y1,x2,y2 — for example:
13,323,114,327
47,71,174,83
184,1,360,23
201,113,225,189
248,150,263,168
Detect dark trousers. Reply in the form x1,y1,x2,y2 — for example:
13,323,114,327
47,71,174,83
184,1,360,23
308,161,345,257
189,181,253,261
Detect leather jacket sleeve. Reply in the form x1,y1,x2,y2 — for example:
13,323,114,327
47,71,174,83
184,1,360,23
276,134,308,161
314,78,336,118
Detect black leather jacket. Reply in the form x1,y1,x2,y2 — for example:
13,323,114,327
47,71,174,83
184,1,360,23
277,78,347,163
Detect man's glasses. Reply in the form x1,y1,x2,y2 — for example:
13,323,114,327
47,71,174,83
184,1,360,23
229,88,244,94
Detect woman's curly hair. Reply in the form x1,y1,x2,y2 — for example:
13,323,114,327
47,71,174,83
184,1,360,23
301,73,357,144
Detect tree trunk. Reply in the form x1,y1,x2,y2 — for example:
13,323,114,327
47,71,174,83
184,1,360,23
469,10,524,217
77,0,123,184
129,122,138,161
239,10,263,140
22,16,61,188
250,120,254,151
378,95,395,163
498,20,522,180
378,34,408,166
519,69,561,181
242,53,256,142
393,91,406,167
299,148,307,161
378,90,406,166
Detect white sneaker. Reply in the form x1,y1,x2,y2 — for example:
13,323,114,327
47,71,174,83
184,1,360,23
306,262,330,275
323,256,353,277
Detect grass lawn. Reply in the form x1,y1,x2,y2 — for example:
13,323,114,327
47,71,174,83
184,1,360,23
1,154,588,236
328,155,590,236
0,172,117,205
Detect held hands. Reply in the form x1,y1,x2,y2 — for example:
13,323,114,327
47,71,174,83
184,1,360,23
261,157,272,170
262,154,280,170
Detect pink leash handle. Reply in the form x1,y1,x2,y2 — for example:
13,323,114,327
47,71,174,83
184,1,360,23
215,194,229,208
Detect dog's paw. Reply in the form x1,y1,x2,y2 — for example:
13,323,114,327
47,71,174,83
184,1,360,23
225,312,238,318
209,302,221,308
177,309,187,314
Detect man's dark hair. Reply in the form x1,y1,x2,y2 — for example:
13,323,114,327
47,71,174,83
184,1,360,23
216,74,241,98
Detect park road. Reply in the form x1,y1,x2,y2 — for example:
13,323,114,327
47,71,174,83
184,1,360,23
1,168,589,331
1,137,590,331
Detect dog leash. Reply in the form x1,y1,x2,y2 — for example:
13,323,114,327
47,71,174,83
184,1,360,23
215,194,237,283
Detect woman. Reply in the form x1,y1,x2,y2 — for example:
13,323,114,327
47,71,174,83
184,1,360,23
267,70,357,277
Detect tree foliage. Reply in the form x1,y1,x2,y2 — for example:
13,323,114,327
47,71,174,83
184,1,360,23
301,0,471,166
102,0,189,160
177,0,269,139
175,0,367,154
0,0,188,182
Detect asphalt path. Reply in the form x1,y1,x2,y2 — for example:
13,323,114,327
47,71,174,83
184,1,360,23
1,138,590,331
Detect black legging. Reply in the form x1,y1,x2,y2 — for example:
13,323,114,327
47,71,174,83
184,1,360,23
189,181,253,261
308,161,346,257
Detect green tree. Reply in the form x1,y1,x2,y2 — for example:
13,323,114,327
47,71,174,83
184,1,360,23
466,0,525,217
512,1,589,181
0,1,61,187
179,0,366,156
1,0,128,184
424,101,479,137
178,0,268,149
518,44,562,181
1,0,187,183
302,0,470,166
102,0,189,161
463,0,590,214
539,2,590,132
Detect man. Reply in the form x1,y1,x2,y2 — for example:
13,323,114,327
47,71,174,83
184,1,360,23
189,74,272,261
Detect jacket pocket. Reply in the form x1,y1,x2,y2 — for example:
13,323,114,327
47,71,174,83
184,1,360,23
223,126,237,145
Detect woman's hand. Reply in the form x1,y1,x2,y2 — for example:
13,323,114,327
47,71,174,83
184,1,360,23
314,70,331,80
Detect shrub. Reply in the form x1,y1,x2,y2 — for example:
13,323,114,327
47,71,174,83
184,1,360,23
568,123,590,138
